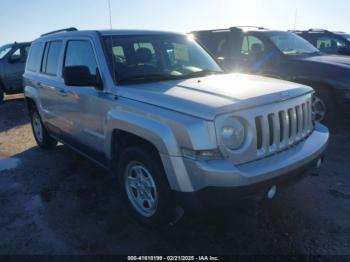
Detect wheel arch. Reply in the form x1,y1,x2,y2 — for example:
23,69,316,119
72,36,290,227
292,79,335,93
106,110,184,191
105,110,180,160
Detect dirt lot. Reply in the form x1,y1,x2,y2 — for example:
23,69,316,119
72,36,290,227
0,95,350,255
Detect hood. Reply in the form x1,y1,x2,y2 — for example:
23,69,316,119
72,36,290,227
118,73,313,120
298,54,350,67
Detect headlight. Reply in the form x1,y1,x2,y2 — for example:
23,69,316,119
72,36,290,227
221,117,246,150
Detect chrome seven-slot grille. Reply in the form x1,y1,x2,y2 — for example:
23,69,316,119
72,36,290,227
254,98,314,157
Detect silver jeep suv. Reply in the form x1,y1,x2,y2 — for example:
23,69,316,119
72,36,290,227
24,28,329,226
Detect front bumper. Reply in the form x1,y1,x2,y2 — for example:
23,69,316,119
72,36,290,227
167,123,329,204
175,156,323,209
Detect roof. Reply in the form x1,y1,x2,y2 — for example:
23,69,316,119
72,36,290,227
191,26,273,34
37,28,183,41
1,41,31,46
290,29,348,35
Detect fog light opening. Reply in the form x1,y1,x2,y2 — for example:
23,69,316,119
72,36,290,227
316,158,323,169
267,185,277,200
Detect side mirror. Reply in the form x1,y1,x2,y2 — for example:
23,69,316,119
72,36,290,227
217,56,225,63
64,66,102,89
8,56,21,64
338,46,350,55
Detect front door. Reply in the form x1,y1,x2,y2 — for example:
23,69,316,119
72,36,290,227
3,45,28,92
61,39,108,158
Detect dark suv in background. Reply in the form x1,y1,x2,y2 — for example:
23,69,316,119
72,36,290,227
192,27,350,126
0,42,31,103
291,29,350,56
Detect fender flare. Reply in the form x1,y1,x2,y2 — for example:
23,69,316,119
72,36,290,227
105,109,181,159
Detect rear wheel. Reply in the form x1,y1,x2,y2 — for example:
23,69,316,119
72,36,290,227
118,146,176,227
30,108,57,149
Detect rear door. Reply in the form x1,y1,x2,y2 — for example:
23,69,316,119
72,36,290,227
38,40,73,133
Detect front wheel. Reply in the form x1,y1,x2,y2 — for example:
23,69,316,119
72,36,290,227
312,89,337,126
30,108,57,149
118,146,176,227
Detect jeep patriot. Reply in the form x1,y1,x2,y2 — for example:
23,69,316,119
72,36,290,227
24,28,329,226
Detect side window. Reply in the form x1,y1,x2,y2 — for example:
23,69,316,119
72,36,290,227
24,45,31,59
316,36,345,52
42,41,63,76
11,48,21,61
241,35,265,56
64,40,98,76
195,32,231,57
26,43,44,72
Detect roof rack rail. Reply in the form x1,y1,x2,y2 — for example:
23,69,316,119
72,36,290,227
41,27,78,37
232,26,269,30
288,30,303,33
308,28,328,32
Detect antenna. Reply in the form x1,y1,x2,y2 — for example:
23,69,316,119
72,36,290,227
293,8,298,30
107,0,117,84
108,0,113,30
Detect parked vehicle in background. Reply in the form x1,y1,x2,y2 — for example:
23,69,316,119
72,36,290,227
192,27,350,126
24,28,328,227
290,29,350,56
0,42,31,103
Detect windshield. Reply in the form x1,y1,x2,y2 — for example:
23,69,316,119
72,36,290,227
341,34,350,42
267,32,320,56
103,34,222,84
0,44,12,60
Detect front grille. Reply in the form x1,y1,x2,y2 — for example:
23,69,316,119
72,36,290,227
255,100,313,156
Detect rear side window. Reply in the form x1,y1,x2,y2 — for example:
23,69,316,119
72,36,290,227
26,43,44,72
64,40,98,75
195,31,231,57
42,41,63,76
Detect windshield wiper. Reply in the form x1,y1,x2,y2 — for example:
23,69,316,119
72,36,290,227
118,74,179,83
184,69,224,78
306,51,321,56
118,70,224,83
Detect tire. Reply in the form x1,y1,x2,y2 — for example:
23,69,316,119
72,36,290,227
312,88,337,127
117,146,176,227
30,108,57,149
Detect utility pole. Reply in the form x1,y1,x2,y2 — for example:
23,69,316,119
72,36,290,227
108,0,113,30
294,8,298,30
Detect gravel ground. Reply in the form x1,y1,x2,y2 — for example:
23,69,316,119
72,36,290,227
0,95,350,255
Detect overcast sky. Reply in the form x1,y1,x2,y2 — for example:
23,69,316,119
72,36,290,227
1,0,349,44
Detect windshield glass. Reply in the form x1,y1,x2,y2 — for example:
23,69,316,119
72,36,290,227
267,32,319,56
0,44,12,60
341,34,350,41
103,34,222,84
